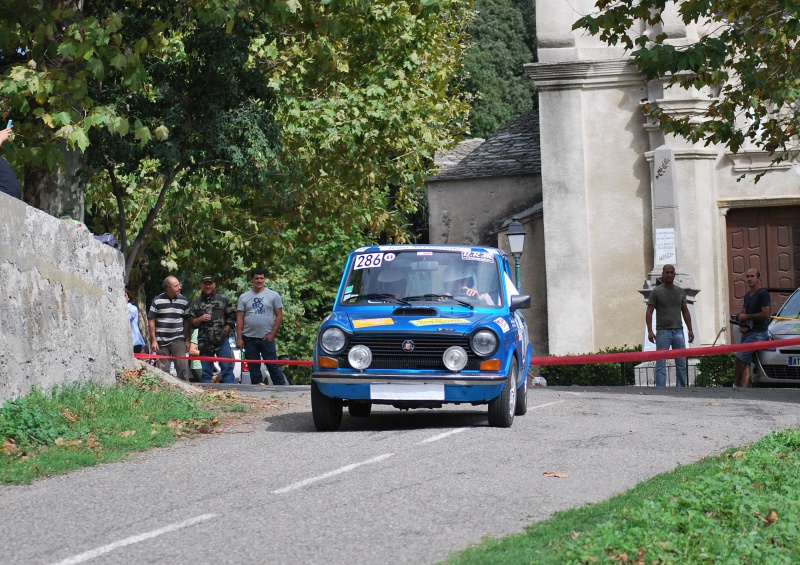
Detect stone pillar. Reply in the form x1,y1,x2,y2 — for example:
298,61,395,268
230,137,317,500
644,144,700,336
526,60,651,355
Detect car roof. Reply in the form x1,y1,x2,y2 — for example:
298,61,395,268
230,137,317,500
352,244,506,256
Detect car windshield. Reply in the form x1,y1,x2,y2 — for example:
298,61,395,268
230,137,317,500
340,249,503,308
777,289,800,318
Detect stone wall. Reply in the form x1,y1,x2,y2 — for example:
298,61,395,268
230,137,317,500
0,194,133,403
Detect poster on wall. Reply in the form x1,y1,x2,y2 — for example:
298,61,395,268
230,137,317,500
655,228,677,265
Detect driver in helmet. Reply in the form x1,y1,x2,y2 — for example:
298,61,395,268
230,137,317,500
376,268,407,299
441,264,494,305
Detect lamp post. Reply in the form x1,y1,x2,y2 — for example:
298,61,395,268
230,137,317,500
507,217,526,288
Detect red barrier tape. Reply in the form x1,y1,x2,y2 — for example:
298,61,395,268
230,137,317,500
133,336,800,369
529,336,800,366
134,353,313,367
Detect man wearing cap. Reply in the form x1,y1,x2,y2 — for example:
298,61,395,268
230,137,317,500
189,275,238,384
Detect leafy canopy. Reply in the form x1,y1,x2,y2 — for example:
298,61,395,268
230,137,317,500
463,0,537,138
574,0,800,163
78,1,474,374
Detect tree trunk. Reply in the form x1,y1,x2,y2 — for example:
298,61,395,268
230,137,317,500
24,142,85,222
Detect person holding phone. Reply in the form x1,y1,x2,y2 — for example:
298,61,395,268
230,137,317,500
0,120,22,200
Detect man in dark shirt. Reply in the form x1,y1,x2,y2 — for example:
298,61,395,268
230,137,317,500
189,275,237,384
733,268,771,389
645,264,695,387
0,125,22,200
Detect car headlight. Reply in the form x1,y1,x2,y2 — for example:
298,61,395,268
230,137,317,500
443,346,468,372
320,327,347,354
471,329,498,357
348,345,372,370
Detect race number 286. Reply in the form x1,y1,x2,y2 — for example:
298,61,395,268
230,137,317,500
354,253,383,270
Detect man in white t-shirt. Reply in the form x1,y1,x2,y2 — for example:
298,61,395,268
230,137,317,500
236,267,288,385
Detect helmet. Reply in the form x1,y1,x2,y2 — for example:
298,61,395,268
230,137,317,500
376,268,407,297
377,268,405,283
442,264,474,288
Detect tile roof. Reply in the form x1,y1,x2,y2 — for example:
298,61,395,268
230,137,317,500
430,111,540,181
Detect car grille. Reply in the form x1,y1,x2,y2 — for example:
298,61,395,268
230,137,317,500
761,366,800,380
335,334,481,371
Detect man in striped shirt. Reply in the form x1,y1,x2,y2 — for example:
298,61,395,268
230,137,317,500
148,275,191,381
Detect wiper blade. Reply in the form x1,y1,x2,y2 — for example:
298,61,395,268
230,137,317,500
404,293,473,309
347,293,410,306
404,294,449,301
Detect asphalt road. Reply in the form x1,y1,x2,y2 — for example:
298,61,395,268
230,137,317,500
3,385,800,565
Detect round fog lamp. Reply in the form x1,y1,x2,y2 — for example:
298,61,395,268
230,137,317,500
348,345,373,370
443,346,468,372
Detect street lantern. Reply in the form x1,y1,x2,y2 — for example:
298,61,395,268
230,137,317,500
507,218,526,287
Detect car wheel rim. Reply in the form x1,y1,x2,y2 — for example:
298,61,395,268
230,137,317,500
508,369,517,418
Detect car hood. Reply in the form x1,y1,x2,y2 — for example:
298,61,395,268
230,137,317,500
329,309,504,336
769,318,800,339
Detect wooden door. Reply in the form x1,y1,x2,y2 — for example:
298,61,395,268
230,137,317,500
727,206,800,317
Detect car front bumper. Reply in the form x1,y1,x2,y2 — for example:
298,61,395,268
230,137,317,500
312,371,508,402
753,345,800,384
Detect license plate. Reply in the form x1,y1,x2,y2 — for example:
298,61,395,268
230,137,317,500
371,383,445,400
788,357,800,367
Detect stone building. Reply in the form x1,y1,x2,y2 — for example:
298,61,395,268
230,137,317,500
429,1,800,358
427,112,548,359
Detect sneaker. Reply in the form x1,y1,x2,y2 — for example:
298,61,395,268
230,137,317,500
732,384,739,390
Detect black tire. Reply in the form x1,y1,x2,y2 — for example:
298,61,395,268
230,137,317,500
488,360,517,428
311,380,343,431
515,372,528,416
348,401,372,418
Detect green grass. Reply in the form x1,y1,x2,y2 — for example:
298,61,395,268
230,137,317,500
444,427,800,564
0,368,244,485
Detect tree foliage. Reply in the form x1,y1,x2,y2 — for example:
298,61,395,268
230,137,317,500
463,0,537,138
574,0,800,164
34,1,474,369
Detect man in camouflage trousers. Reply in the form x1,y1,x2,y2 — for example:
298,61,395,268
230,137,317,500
189,275,238,384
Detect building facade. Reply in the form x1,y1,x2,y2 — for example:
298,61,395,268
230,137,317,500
526,0,800,355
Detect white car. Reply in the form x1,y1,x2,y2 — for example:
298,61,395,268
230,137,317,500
753,288,800,386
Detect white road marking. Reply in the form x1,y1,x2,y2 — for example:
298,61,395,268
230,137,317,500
271,453,395,494
50,513,218,565
418,427,469,444
532,400,567,409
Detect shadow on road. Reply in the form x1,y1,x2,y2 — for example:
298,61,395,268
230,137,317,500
260,404,493,433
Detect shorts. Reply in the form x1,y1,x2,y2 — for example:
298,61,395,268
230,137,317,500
735,329,770,364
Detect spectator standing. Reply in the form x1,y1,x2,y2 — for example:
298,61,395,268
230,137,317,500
733,268,771,389
189,329,202,382
125,289,146,354
0,124,23,200
147,276,191,381
189,275,237,384
645,264,695,387
236,267,288,385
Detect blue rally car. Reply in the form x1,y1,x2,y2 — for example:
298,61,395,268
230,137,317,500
311,244,532,431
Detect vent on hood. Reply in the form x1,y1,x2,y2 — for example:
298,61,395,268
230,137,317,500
392,307,438,316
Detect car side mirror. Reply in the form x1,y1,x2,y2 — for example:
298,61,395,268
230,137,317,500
510,294,531,311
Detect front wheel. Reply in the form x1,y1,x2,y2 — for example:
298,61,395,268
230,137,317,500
488,361,517,428
311,380,343,431
515,372,528,416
